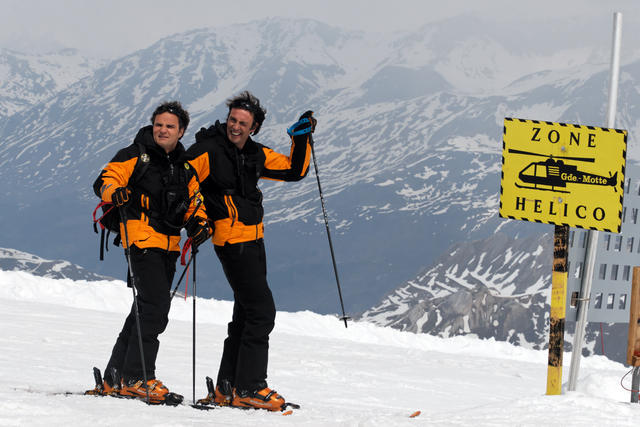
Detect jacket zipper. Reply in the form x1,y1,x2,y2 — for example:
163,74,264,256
167,154,173,251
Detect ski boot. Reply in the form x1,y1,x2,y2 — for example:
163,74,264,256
84,367,120,396
119,377,183,405
197,377,233,406
232,384,287,411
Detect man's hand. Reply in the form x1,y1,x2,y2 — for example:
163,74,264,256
112,186,132,207
298,110,317,133
186,219,211,247
287,110,317,136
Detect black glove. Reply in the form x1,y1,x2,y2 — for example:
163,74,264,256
287,110,317,136
112,186,132,207
186,219,211,247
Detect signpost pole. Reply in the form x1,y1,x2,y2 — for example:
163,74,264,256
567,11,623,392
546,225,569,395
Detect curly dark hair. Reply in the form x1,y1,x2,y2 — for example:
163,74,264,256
150,101,190,132
226,91,267,135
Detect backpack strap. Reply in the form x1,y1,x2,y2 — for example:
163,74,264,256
129,142,151,186
92,201,115,261
100,228,106,260
92,201,115,231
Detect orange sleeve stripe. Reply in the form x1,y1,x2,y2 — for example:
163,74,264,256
261,138,311,181
100,157,138,202
263,146,294,170
300,141,311,177
188,152,211,183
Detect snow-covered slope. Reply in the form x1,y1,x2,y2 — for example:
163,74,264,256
0,48,103,119
0,269,637,426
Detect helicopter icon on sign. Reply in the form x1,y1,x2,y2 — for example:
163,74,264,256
508,149,618,194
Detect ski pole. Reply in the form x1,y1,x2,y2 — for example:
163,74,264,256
170,198,204,299
192,247,198,405
170,252,194,299
119,205,151,404
309,137,350,328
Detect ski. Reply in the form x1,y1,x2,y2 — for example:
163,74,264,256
16,383,413,418
20,368,304,415
14,365,188,408
194,400,298,416
13,388,88,397
194,376,300,416
15,386,186,407
82,366,184,406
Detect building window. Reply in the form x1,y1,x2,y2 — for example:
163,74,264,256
611,264,619,280
628,237,635,253
574,261,583,279
569,230,575,247
594,292,603,309
623,207,627,222
633,208,639,224
614,236,623,251
620,294,628,310
604,234,611,250
624,265,631,281
607,293,615,309
599,263,607,280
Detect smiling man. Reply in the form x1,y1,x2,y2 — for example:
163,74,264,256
186,91,316,411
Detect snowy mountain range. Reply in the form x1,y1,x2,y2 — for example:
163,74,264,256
1,16,640,339
0,47,103,119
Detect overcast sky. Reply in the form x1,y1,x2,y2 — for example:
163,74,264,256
1,0,640,59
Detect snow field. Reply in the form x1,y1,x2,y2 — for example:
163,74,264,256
1,269,639,426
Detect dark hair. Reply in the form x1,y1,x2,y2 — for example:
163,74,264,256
150,101,190,132
226,91,267,135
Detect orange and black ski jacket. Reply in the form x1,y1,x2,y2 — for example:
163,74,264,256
186,120,311,246
93,125,207,252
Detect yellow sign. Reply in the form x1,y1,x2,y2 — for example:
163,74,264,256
500,118,627,232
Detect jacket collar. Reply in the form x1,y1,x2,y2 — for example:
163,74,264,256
134,125,186,159
196,120,257,154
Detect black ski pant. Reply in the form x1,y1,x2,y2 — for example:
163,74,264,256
214,239,276,392
105,245,178,384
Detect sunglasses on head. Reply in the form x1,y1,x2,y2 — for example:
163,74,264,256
234,101,258,115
